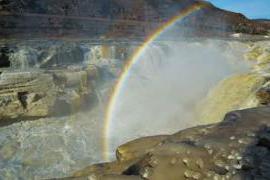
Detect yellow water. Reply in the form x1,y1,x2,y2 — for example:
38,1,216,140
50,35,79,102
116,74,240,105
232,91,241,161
197,73,267,124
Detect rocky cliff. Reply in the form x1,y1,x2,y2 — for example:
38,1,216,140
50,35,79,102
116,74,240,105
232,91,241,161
0,0,269,39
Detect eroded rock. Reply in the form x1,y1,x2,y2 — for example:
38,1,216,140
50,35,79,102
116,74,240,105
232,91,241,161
70,107,270,180
0,66,98,120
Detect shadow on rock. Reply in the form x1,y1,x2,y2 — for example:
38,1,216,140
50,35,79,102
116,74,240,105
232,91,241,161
61,107,270,180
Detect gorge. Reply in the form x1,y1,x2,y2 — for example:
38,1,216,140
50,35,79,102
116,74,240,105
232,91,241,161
0,0,270,179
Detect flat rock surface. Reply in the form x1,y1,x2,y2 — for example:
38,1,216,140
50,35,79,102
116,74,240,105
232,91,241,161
71,107,270,180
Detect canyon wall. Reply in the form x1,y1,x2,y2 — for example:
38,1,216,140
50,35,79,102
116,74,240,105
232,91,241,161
0,0,269,39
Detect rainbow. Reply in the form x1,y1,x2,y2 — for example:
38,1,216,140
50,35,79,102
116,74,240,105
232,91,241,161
102,3,206,161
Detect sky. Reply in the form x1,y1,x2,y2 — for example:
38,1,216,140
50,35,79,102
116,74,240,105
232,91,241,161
206,0,270,19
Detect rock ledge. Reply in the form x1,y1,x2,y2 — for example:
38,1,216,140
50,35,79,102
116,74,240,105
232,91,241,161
66,107,270,180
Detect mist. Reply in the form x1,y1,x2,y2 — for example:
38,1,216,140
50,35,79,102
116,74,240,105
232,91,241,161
107,39,249,159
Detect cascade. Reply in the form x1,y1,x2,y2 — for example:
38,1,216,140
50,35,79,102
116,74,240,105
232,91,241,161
107,40,249,158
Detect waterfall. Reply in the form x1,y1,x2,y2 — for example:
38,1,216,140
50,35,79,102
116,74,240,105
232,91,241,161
107,40,250,158
9,48,36,69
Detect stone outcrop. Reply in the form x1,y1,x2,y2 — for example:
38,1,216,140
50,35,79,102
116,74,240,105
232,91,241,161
0,72,57,119
0,67,97,121
67,107,270,180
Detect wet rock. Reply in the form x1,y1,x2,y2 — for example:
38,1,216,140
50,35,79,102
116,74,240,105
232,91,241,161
70,107,270,180
73,160,139,178
116,136,168,162
256,83,270,105
0,66,99,120
0,72,57,119
63,174,142,180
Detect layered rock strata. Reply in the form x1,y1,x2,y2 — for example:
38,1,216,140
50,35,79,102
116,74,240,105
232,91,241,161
0,0,269,39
